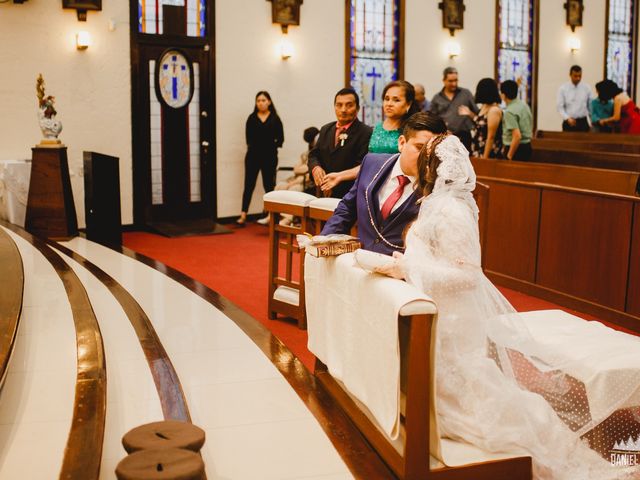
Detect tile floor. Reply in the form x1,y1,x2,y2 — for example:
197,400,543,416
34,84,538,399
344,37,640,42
0,229,352,479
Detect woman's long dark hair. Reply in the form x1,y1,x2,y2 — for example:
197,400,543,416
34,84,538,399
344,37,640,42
253,90,278,115
382,80,421,126
474,78,501,105
416,133,450,197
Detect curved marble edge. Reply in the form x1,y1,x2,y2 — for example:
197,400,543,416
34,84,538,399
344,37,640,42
0,220,106,480
47,240,192,424
112,241,397,479
0,227,23,388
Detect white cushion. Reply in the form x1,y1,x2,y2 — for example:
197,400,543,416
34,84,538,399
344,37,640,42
309,197,341,212
263,190,317,206
399,299,437,316
273,285,299,306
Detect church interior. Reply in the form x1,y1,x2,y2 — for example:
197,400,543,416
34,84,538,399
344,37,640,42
1,0,640,479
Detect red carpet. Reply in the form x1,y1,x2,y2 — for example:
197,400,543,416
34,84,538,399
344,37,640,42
123,224,633,371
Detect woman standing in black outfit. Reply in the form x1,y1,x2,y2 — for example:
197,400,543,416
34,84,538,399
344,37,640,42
237,91,284,225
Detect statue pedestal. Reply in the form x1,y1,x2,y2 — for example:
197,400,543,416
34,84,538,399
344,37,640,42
25,145,78,239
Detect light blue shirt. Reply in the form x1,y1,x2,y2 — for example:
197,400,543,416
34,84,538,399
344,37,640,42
557,81,593,121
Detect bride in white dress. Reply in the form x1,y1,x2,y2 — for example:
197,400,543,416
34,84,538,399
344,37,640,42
377,134,640,479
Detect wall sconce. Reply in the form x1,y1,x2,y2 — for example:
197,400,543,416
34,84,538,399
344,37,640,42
447,39,461,59
279,36,294,60
76,31,91,50
568,35,581,54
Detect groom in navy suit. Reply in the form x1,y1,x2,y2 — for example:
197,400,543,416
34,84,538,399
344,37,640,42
322,112,447,255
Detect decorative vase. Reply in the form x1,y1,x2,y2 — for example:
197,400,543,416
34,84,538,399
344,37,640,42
38,108,63,140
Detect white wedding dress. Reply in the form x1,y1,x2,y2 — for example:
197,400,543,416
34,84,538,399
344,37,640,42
400,136,640,479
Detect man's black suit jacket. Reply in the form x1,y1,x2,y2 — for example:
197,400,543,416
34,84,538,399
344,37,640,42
307,118,373,198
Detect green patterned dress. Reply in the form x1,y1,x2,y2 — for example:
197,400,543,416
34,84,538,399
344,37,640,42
368,123,401,154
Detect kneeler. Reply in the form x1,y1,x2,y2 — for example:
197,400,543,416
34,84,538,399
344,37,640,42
305,254,533,480
263,190,316,329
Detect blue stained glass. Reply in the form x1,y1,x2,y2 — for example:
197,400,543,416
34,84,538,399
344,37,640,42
497,0,534,105
199,0,206,37
349,0,400,126
606,0,635,94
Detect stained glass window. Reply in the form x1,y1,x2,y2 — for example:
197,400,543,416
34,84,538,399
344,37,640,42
138,0,206,37
496,0,535,105
605,0,637,95
348,0,401,126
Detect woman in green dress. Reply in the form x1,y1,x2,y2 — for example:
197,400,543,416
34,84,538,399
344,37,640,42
369,80,420,153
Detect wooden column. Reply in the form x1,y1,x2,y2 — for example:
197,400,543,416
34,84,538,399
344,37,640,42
25,146,78,239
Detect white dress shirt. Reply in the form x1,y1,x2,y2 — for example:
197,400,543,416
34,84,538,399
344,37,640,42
377,157,417,216
556,81,593,121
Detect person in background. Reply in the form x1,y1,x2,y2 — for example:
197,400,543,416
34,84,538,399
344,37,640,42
414,83,430,112
308,88,373,198
500,80,533,161
276,126,319,226
368,80,420,154
596,79,640,134
556,65,593,132
458,78,503,159
275,126,318,193
589,85,613,133
237,91,284,226
429,67,478,150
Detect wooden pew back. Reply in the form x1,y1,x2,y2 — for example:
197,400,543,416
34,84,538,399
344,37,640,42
471,157,640,196
536,130,640,144
531,137,640,155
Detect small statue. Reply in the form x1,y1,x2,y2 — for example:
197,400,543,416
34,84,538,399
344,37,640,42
36,74,63,143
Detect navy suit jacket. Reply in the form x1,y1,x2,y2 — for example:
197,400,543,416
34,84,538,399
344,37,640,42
321,153,421,255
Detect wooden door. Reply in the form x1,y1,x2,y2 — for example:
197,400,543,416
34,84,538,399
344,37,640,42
130,1,215,226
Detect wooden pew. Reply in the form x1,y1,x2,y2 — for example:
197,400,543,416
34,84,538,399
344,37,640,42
531,137,640,155
306,255,532,480
471,157,640,196
529,146,640,173
0,227,23,387
535,130,640,144
470,173,640,332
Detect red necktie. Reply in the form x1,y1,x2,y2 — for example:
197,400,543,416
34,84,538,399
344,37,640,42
334,127,345,147
381,175,410,220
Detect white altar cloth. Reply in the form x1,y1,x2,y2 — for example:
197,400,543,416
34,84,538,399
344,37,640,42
305,253,436,439
0,159,31,227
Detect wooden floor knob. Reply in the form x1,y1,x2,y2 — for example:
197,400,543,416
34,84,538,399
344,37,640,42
115,448,204,480
122,421,205,454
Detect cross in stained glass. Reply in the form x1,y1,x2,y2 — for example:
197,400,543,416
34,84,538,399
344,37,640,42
511,57,521,74
366,66,383,101
163,55,187,101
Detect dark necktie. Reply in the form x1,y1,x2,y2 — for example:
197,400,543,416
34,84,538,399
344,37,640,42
381,175,410,220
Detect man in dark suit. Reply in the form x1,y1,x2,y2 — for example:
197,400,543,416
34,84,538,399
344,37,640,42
308,88,373,198
322,112,447,255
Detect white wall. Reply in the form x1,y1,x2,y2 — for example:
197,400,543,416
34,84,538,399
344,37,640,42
537,0,606,130
215,0,343,217
405,0,495,108
0,0,132,226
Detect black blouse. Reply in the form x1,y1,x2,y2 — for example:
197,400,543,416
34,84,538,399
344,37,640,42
245,112,284,153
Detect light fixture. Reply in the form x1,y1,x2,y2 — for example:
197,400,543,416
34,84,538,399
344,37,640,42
76,30,91,50
569,35,581,53
446,39,461,59
279,37,294,60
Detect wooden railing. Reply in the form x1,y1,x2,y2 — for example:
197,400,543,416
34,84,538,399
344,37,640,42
0,227,23,387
